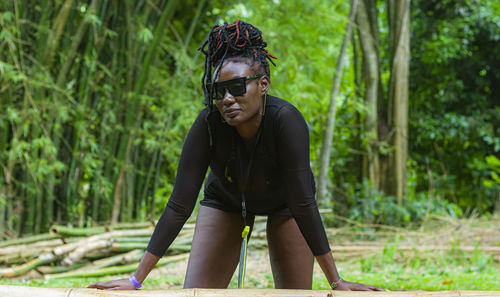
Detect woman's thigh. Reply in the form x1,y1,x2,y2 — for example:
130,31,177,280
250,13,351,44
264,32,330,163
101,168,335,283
183,206,254,288
266,215,314,289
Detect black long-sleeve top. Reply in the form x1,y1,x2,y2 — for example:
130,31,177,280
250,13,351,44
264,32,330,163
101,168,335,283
146,95,330,256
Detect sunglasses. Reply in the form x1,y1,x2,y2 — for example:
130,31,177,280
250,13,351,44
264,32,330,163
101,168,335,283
209,74,264,101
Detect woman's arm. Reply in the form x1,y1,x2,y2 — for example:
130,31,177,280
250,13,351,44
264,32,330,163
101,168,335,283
315,252,340,285
134,251,161,283
276,104,384,291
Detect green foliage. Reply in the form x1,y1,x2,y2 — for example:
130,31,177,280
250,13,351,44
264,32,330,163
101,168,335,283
0,0,499,236
0,0,226,235
336,180,463,226
483,155,500,188
409,0,500,214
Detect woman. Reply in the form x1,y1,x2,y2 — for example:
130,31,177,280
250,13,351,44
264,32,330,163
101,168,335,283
88,19,383,291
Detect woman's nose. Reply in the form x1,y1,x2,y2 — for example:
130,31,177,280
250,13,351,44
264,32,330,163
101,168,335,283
222,89,235,104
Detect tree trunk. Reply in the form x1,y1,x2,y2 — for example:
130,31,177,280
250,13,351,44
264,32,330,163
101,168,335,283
356,0,381,189
387,0,410,203
317,0,359,202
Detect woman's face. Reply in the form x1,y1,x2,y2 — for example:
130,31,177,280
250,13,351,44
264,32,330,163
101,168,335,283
214,60,269,128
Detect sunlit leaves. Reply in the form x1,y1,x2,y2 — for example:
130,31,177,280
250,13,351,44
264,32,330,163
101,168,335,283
139,27,154,43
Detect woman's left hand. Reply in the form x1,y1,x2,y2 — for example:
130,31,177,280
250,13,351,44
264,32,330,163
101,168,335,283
334,279,385,291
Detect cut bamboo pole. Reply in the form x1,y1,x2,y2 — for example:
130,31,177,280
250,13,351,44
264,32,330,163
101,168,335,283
46,253,189,279
110,242,190,253
62,240,112,267
49,250,144,278
0,286,500,297
74,249,143,272
0,229,156,277
0,253,56,277
36,263,87,275
0,233,61,248
0,238,69,256
53,229,153,257
104,222,156,231
112,237,151,243
49,223,158,237
50,226,106,237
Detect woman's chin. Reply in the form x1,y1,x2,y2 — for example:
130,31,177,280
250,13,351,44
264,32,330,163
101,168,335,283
224,118,239,126
223,114,243,126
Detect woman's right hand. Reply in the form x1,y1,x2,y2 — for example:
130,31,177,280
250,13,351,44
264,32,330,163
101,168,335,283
87,278,136,290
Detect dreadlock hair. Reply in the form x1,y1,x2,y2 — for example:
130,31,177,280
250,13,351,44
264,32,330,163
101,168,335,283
199,19,278,109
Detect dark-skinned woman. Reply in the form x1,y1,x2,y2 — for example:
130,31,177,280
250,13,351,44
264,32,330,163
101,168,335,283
88,19,384,291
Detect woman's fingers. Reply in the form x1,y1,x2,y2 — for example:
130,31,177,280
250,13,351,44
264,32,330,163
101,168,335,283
87,281,117,289
336,280,386,291
87,279,134,290
87,281,109,289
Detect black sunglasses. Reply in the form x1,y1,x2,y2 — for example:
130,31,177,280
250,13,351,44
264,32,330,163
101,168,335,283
209,74,264,101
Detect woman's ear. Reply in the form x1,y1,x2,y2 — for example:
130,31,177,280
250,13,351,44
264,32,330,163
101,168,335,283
259,75,270,95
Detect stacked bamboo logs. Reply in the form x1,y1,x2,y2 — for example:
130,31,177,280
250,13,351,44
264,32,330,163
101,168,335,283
0,222,193,279
1,216,500,280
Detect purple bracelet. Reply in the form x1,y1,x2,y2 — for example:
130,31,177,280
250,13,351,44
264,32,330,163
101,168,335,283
128,275,142,289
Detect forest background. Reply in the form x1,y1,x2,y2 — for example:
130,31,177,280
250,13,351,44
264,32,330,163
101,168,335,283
0,0,499,239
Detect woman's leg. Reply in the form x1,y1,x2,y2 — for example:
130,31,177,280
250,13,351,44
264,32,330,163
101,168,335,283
266,215,314,289
183,206,254,288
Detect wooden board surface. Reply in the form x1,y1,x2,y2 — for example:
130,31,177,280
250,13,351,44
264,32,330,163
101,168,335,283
1,286,500,297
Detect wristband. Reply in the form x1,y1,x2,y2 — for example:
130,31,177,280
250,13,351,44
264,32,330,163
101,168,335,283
129,275,142,289
330,277,343,289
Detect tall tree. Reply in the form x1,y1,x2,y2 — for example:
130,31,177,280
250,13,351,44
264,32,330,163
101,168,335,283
386,0,410,203
355,0,380,189
317,0,359,202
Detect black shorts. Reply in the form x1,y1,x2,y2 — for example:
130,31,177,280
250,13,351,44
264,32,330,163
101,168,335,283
200,195,292,217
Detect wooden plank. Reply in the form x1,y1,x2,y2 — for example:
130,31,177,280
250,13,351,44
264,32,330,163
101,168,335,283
0,286,499,297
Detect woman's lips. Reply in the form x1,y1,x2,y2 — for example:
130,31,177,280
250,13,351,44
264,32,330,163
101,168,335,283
224,108,240,117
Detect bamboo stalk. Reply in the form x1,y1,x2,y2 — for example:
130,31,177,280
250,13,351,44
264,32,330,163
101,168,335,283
61,250,143,276
0,253,55,277
0,238,68,256
112,0,181,225
110,242,190,253
48,223,156,237
82,249,143,270
36,263,86,275
0,233,61,248
49,226,107,237
105,222,156,230
47,253,189,279
62,240,112,267
113,237,151,243
83,251,117,261
52,229,153,257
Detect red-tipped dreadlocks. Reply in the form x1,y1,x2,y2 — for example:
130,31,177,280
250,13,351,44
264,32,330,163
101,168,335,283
199,19,278,108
